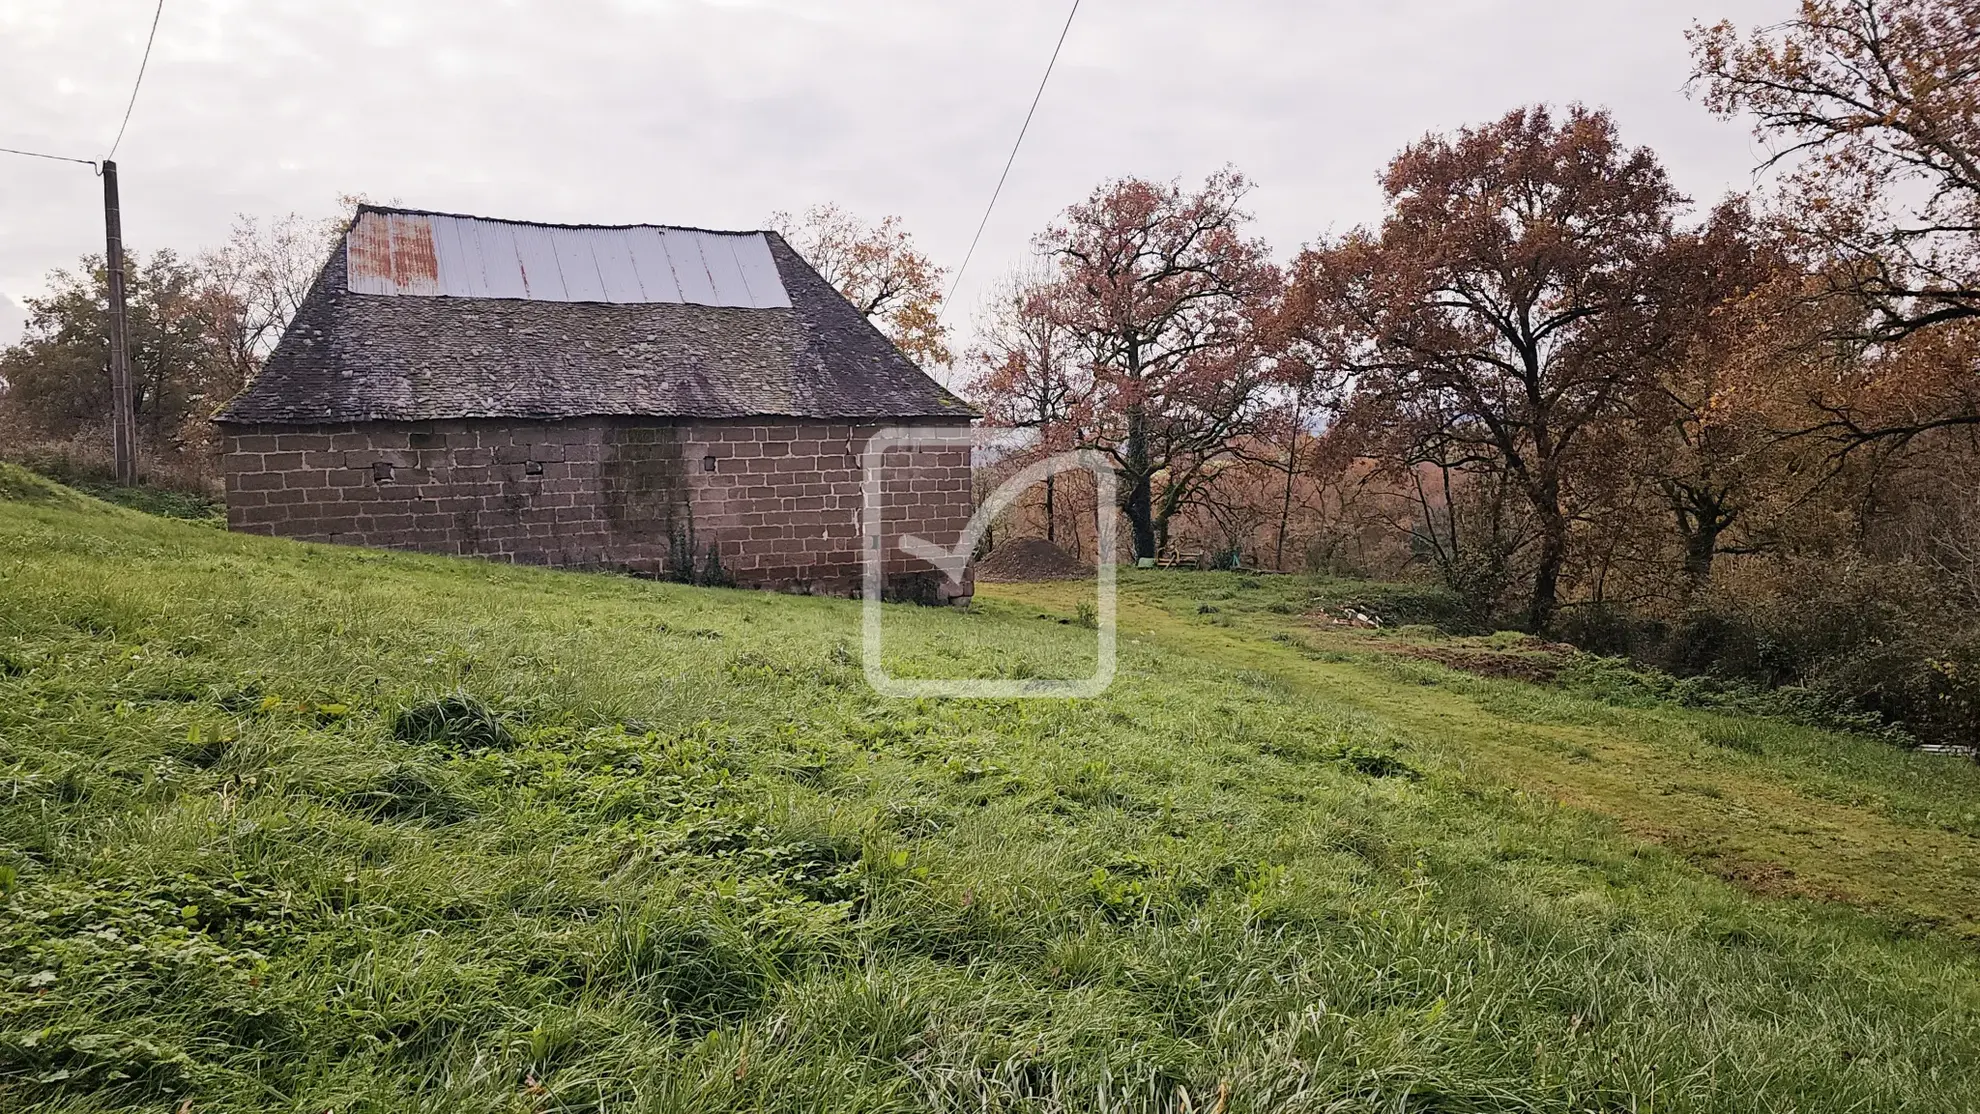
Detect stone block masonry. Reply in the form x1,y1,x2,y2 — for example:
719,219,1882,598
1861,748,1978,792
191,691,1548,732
221,416,975,604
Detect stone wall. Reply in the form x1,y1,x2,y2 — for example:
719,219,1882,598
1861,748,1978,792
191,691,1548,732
220,416,975,603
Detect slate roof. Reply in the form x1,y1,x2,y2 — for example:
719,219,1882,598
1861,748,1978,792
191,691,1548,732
216,206,973,425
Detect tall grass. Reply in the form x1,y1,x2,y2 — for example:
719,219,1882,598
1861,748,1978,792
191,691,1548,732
2,466,1978,1112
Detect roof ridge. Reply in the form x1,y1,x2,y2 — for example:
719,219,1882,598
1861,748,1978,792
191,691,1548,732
354,203,769,237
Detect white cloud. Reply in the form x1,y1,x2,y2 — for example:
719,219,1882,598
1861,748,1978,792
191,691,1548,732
0,0,1796,343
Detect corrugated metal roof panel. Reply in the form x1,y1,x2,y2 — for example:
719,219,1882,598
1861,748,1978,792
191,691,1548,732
587,227,644,304
468,220,529,300
343,210,790,308
660,228,719,305
509,223,564,300
697,233,753,307
346,212,441,296
345,213,394,296
389,214,441,295
553,229,607,302
731,234,793,309
428,214,481,298
624,227,683,303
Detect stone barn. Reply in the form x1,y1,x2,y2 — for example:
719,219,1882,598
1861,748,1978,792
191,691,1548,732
215,206,976,604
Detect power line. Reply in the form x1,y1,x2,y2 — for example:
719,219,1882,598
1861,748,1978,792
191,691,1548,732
939,0,1079,321
0,145,99,170
107,0,166,160
3,0,167,170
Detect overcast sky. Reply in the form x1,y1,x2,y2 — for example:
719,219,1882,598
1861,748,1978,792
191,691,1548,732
0,0,1793,350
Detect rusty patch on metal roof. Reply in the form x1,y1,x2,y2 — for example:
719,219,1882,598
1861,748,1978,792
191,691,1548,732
389,215,439,292
347,211,440,296
345,212,393,293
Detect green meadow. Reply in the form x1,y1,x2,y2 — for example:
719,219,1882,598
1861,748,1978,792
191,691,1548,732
2,464,1978,1112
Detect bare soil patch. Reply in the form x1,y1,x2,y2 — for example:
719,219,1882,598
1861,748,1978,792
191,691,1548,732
976,538,1092,582
1393,644,1570,683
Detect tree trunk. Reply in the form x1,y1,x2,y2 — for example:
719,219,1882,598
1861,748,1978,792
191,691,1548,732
1126,476,1156,559
1044,473,1056,543
1672,488,1734,603
1276,425,1299,571
1526,470,1568,632
1528,518,1566,632
1681,528,1718,596
1123,403,1157,558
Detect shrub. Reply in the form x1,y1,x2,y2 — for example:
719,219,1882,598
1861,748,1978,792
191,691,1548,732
1546,556,1979,749
1558,656,1902,740
4,437,223,506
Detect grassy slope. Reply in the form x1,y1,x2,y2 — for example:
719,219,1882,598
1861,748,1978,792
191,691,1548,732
986,578,1980,936
0,465,1976,1112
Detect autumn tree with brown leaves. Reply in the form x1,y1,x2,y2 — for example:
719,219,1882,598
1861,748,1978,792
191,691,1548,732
0,250,251,465
770,204,952,370
1265,254,1363,571
1691,0,1980,444
1295,106,1688,629
966,266,1085,542
1033,170,1281,559
1608,199,1859,601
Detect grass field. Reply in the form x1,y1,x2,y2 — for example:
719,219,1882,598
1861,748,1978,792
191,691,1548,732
3,463,1979,1112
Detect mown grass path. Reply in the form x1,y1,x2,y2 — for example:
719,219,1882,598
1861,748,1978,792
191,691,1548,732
982,579,1980,937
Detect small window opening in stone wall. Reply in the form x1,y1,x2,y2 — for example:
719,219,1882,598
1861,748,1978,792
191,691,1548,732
525,460,544,476
372,461,394,484
702,455,717,472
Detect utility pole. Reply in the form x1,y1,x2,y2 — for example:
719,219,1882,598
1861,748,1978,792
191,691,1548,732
102,159,138,486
